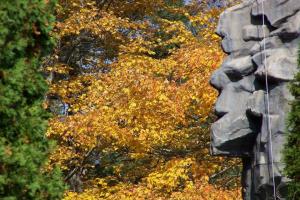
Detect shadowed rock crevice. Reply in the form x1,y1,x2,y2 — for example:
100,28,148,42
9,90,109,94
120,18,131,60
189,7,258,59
211,0,299,199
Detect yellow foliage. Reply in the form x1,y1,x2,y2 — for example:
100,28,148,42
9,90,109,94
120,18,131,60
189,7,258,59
45,0,242,199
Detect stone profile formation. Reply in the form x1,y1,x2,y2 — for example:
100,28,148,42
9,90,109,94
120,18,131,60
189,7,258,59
210,0,299,199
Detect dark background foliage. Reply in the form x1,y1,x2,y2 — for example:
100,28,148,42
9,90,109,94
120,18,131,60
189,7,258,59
284,48,300,199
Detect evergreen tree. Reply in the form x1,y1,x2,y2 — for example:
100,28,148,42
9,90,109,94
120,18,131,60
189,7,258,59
284,49,300,199
0,0,66,199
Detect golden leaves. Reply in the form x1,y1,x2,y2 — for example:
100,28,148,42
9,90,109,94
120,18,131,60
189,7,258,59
45,64,73,74
46,0,241,199
144,158,195,193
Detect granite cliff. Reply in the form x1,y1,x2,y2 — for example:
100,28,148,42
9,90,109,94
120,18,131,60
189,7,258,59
210,0,300,199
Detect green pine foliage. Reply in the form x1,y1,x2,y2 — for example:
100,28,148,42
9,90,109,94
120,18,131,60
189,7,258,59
284,48,300,199
0,0,66,199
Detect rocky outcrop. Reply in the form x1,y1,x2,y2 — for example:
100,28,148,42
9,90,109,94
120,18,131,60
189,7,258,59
210,0,300,199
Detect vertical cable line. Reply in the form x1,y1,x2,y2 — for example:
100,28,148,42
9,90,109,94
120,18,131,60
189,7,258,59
260,0,277,199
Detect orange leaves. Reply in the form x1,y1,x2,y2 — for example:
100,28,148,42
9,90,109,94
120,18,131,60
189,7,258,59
169,180,242,200
46,0,241,199
58,9,133,41
144,158,195,193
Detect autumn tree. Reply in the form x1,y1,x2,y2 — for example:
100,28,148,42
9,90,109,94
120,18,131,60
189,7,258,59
0,0,66,199
45,0,241,199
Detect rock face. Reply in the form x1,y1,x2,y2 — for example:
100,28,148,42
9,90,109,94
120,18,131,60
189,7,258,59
210,0,299,199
